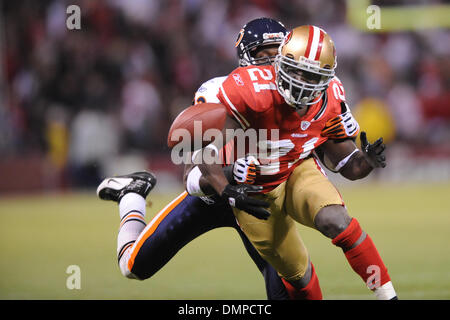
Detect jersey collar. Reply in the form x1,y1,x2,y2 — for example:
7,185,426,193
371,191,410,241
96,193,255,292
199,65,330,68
294,91,328,122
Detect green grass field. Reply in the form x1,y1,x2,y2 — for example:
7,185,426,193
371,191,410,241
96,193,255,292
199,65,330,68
1,182,450,300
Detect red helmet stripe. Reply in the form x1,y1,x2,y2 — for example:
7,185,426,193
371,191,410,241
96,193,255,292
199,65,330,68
304,25,314,59
314,30,325,61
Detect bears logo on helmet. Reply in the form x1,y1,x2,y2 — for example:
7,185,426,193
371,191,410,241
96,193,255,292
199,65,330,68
235,29,245,48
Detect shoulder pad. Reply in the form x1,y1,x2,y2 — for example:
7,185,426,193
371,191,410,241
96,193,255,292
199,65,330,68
193,76,227,105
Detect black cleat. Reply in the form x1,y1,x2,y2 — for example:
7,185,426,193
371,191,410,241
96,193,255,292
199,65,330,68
96,171,157,203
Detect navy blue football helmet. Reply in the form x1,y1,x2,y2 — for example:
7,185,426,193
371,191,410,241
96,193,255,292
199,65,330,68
235,18,287,67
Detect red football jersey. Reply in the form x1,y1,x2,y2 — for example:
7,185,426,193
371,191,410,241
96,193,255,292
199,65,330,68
217,64,348,192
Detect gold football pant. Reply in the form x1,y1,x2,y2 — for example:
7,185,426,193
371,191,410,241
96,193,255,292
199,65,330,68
232,157,344,281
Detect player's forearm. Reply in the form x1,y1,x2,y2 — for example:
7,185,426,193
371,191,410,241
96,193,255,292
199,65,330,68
198,166,233,195
198,163,229,195
196,175,215,195
184,163,234,196
187,115,239,196
184,164,214,196
340,151,373,180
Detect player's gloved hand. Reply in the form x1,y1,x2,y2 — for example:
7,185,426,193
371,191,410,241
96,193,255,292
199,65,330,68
221,184,270,220
360,131,386,168
233,155,259,184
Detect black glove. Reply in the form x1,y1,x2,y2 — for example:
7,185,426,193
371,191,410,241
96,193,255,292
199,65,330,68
221,184,270,220
360,131,386,168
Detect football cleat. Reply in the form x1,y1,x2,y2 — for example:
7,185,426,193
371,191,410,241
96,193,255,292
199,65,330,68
97,171,157,203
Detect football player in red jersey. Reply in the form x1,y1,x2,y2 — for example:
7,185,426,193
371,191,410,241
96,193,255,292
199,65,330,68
198,25,397,300
97,18,297,300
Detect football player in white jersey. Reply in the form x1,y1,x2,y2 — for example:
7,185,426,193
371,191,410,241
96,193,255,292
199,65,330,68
97,18,296,300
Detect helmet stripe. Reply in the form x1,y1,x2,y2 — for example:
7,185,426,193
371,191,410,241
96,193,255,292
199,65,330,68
314,30,325,61
304,25,315,59
308,26,322,60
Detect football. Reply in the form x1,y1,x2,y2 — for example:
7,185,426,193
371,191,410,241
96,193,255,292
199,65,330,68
167,102,228,150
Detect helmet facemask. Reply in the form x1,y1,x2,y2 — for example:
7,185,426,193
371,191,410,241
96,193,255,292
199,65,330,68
275,54,335,109
239,41,283,67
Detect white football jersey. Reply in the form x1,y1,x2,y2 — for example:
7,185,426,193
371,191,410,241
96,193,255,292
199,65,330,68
193,76,227,105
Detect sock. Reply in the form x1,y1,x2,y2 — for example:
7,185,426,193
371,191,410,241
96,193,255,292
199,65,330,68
281,263,323,300
332,218,396,299
117,193,147,277
374,281,397,300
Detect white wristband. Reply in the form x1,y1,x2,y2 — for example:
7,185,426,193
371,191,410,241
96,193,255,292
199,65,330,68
335,149,359,171
186,166,205,197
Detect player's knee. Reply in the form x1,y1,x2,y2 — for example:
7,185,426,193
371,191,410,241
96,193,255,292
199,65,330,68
118,255,145,280
280,261,309,284
119,261,134,279
285,260,312,289
314,205,352,239
122,269,140,280
120,266,146,280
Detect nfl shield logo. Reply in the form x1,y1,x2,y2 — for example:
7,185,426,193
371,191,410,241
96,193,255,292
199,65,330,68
232,73,244,86
301,121,310,131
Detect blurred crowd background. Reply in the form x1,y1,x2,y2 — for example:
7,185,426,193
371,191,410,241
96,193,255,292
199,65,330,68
1,0,449,193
